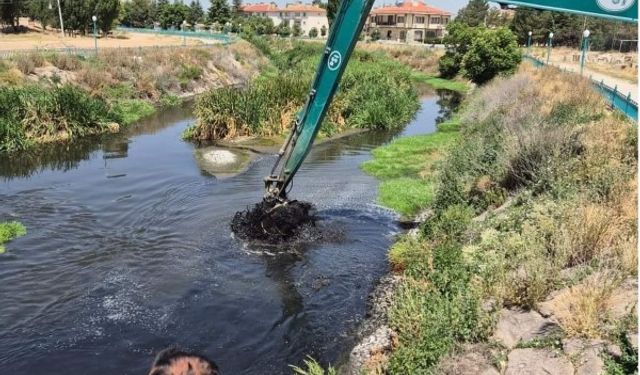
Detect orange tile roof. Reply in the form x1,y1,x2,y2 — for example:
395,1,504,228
240,3,278,12
282,4,325,13
371,1,451,16
241,2,326,13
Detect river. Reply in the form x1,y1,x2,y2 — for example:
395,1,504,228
0,90,459,374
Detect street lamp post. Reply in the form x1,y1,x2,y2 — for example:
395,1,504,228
527,31,532,55
56,0,64,37
182,20,187,46
92,15,98,55
580,29,590,76
546,32,554,65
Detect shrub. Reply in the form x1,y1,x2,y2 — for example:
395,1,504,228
48,53,82,71
0,221,26,253
461,27,521,85
179,64,204,82
438,51,459,78
308,27,318,38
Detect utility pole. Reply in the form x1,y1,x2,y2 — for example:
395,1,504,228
56,0,64,37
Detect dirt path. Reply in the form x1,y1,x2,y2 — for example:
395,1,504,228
0,30,217,52
551,60,638,101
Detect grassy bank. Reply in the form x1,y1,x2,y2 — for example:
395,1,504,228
0,221,26,254
364,66,637,374
0,42,266,152
185,40,421,141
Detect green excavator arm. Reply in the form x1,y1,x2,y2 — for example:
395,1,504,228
264,0,375,201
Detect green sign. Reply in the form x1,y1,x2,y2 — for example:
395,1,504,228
496,0,638,22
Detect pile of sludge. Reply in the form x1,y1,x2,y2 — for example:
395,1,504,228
231,200,317,243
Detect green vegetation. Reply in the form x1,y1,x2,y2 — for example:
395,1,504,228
365,66,637,373
111,99,156,125
0,43,263,153
362,130,458,216
410,72,469,92
439,23,521,85
0,85,119,152
290,357,336,375
0,221,26,254
186,40,420,142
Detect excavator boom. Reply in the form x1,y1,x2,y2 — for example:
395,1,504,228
264,0,375,201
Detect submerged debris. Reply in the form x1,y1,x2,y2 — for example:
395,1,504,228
231,200,317,243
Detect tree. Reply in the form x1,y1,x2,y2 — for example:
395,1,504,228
461,27,521,84
208,0,230,25
94,0,121,34
438,22,482,78
0,0,24,29
370,28,380,41
292,22,302,37
120,0,154,28
320,24,327,37
326,0,338,26
276,22,290,37
26,0,55,30
232,0,242,16
308,27,318,38
456,0,489,27
187,0,204,26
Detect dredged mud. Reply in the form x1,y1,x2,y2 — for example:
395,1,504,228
231,200,318,243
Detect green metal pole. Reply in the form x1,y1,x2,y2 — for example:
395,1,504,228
580,30,590,76
546,32,553,65
92,17,98,55
625,92,631,114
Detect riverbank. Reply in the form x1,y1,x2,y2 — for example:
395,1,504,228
355,65,638,374
0,41,267,152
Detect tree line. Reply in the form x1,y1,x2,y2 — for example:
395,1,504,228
456,0,637,51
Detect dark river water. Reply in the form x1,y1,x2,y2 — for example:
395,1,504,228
0,90,459,374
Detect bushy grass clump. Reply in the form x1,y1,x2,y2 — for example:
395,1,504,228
187,40,420,141
111,99,156,125
374,66,637,374
410,71,469,92
0,85,120,152
0,221,26,254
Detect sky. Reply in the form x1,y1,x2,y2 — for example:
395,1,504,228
198,0,469,15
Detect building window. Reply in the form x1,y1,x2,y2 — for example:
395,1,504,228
295,12,301,17
303,12,306,17
397,16,404,23
415,16,425,24
431,17,441,24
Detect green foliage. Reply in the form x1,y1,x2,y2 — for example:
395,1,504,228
438,51,459,79
455,0,489,27
320,24,327,37
440,23,520,85
120,0,155,28
308,27,318,38
0,85,119,152
208,0,230,26
178,64,204,82
292,22,302,37
187,0,205,26
158,1,189,29
159,94,182,107
290,357,336,375
411,71,468,92
0,221,27,254
111,99,155,125
462,27,521,85
362,131,458,216
240,16,274,35
277,23,291,37
604,332,639,375
94,0,120,34
190,42,419,143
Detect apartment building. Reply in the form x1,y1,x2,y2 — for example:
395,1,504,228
240,2,328,36
366,0,452,43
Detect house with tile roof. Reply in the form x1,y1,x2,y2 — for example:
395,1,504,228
366,0,451,43
240,1,328,37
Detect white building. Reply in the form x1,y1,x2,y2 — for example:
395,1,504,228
366,0,451,43
240,2,328,37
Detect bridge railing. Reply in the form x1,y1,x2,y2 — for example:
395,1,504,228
523,55,638,121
